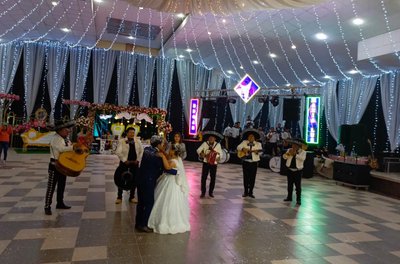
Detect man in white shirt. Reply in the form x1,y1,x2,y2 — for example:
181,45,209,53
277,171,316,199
230,122,241,152
44,121,77,215
244,116,254,129
223,124,232,149
281,128,291,140
282,138,307,205
237,129,263,198
266,127,279,156
196,131,223,198
114,127,144,204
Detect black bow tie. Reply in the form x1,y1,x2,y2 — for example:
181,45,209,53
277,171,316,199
127,138,135,144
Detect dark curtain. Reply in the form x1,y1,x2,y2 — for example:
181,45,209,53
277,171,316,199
166,63,185,139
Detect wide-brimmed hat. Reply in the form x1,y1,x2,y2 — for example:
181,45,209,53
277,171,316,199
241,128,261,140
290,138,308,147
114,165,136,190
46,120,76,131
202,131,223,141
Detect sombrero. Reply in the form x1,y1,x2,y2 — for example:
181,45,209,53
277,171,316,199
114,166,135,191
241,128,262,140
46,120,76,131
290,138,308,147
202,131,223,141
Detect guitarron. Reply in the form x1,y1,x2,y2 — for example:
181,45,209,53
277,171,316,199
56,133,93,177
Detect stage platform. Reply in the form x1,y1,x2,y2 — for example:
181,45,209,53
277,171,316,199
370,171,400,199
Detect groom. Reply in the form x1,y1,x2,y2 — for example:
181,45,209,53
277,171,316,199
135,135,170,233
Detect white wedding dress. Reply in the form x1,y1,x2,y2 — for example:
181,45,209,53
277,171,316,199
148,158,191,234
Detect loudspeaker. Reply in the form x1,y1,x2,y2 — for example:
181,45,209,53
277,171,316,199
283,98,301,121
202,101,217,118
339,125,351,145
350,124,366,144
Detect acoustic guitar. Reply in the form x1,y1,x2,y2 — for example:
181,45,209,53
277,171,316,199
367,139,379,170
56,133,93,177
238,149,264,159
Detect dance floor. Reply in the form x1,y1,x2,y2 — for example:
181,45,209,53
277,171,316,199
1,150,400,264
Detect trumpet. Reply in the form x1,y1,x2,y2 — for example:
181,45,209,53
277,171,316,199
284,152,291,158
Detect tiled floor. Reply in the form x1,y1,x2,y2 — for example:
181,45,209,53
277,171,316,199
1,149,400,264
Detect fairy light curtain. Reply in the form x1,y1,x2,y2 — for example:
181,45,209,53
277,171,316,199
137,54,156,108
156,57,175,110
0,42,23,94
122,0,326,15
117,52,137,106
92,48,118,104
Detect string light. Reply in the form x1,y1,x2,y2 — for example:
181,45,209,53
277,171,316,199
266,11,306,86
131,6,142,53
355,78,365,123
290,8,331,80
384,72,395,152
187,16,212,70
103,4,130,51
58,1,89,43
311,5,349,79
170,10,180,60
373,79,379,151
42,43,49,107
350,0,389,74
380,0,400,62
0,0,23,19
60,75,66,119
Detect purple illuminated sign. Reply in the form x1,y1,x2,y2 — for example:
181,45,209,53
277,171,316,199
234,74,261,103
189,98,199,135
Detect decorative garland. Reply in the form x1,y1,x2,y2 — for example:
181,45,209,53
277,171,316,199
89,103,167,117
0,93,20,101
62,99,91,107
13,122,46,133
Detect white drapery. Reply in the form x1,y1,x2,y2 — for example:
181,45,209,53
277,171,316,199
0,42,23,94
176,60,210,131
69,46,91,119
92,48,117,104
123,0,326,15
381,72,400,152
46,43,69,122
117,52,137,106
156,57,174,110
323,80,340,142
137,55,156,108
24,42,46,119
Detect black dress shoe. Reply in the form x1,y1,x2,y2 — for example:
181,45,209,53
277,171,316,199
283,198,292,202
296,201,301,205
140,226,154,233
242,193,248,197
56,204,71,209
249,194,255,198
44,208,52,215
200,194,205,198
209,193,214,198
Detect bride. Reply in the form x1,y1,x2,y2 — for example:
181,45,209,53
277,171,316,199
148,144,190,234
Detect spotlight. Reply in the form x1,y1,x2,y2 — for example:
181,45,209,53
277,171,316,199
316,33,327,40
353,18,364,25
270,96,279,107
258,98,268,104
227,98,236,104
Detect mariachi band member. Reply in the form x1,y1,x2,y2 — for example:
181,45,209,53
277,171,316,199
44,120,77,215
196,131,223,198
114,127,143,204
282,138,307,205
266,127,279,156
237,129,263,198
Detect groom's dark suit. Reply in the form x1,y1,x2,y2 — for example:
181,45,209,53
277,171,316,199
135,147,164,228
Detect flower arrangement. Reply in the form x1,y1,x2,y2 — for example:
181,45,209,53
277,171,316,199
158,120,172,135
62,99,91,107
13,122,46,133
0,93,20,101
89,103,167,117
76,116,94,130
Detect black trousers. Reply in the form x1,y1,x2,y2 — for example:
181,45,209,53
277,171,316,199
201,163,217,195
135,184,154,228
287,169,302,200
230,137,240,151
269,142,278,156
0,141,9,160
117,162,137,199
242,161,258,195
44,162,67,209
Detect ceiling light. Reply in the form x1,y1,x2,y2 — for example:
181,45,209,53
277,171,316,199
324,75,330,79
253,60,259,64
286,83,291,87
139,7,143,10
227,70,233,74
291,45,296,49
353,18,364,25
186,49,192,52
316,33,327,40
303,80,310,83
240,66,244,69
349,70,358,74
179,55,184,58
222,19,226,23
207,32,211,35
61,28,70,32
177,13,185,18
51,1,58,6
94,0,102,2
269,53,276,58
128,36,135,39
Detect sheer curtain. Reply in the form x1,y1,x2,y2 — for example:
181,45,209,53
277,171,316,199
69,46,91,118
47,43,69,122
324,80,340,141
24,42,46,119
92,48,117,104
0,42,23,94
381,72,400,152
137,55,156,107
176,60,210,131
117,52,136,106
156,57,174,109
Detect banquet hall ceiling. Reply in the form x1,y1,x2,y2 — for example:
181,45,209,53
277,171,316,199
0,0,400,87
